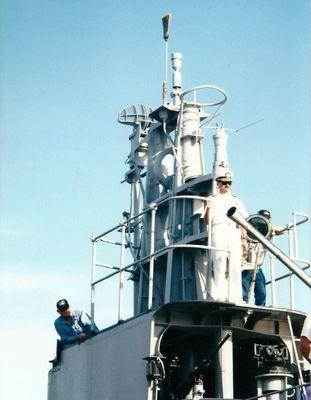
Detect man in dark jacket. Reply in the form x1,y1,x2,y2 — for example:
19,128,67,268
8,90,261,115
54,299,99,347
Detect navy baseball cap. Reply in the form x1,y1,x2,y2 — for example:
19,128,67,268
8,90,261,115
56,299,69,311
258,209,271,219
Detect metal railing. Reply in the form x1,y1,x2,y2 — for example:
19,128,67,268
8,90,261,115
90,195,213,325
266,211,310,308
90,201,310,326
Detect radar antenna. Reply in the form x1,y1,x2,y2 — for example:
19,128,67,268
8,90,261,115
233,118,264,133
162,13,171,105
118,104,153,130
200,118,264,134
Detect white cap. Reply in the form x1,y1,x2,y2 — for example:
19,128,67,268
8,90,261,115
215,169,233,181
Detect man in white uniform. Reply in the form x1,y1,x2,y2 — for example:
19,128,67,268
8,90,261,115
204,171,248,303
300,315,311,363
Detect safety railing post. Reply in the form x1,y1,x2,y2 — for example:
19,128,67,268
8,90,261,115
118,222,126,322
90,240,97,327
293,212,299,258
269,235,276,307
289,273,295,309
148,205,157,311
287,228,295,309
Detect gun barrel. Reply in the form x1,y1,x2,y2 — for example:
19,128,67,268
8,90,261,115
227,207,311,288
176,333,232,398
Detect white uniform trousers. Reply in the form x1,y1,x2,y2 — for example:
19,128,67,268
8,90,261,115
208,224,243,303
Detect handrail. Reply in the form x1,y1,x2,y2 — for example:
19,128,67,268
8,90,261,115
99,238,124,246
90,193,226,324
244,382,310,400
90,240,229,325
91,195,209,317
91,207,154,242
181,84,228,107
268,211,310,308
157,194,208,206
292,212,309,265
91,243,228,286
277,212,309,234
266,264,310,285
92,195,207,243
147,207,156,310
90,199,310,324
96,263,120,270
118,223,126,321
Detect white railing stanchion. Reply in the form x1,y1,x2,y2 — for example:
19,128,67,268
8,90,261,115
90,240,97,327
287,228,295,309
269,235,276,307
288,226,293,259
290,273,295,309
293,212,299,259
118,222,126,322
148,205,157,311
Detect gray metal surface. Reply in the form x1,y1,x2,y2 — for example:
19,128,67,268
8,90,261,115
48,313,154,400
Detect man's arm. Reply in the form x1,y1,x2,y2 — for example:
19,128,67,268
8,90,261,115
54,321,81,344
204,208,209,226
272,225,285,236
203,199,211,227
79,310,99,334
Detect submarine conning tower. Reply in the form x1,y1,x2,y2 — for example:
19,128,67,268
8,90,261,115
48,15,311,400
117,46,230,314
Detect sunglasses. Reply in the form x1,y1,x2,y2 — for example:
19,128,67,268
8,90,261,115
220,181,232,185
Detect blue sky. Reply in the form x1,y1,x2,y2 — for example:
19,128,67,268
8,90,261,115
0,1,310,399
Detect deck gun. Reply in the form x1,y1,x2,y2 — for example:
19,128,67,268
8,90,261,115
175,332,232,400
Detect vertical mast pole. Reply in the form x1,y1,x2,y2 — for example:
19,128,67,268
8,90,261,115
162,14,171,105
148,206,157,310
90,240,97,327
118,223,126,321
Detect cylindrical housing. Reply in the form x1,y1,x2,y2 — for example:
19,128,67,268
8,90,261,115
171,52,182,88
180,103,203,182
173,71,182,89
256,373,292,400
213,127,229,172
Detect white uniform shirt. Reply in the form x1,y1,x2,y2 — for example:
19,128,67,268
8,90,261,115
208,192,248,229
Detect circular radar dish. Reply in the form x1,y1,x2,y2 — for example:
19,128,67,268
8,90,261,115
118,104,154,130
